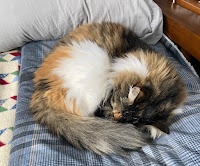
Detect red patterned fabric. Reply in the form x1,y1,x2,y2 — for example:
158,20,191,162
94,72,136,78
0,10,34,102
0,50,21,165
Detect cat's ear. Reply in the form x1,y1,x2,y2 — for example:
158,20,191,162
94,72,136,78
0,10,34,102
152,120,170,134
128,86,140,105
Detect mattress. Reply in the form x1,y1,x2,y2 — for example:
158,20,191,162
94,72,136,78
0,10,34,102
9,35,200,166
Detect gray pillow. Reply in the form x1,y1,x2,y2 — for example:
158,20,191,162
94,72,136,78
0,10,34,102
0,0,163,52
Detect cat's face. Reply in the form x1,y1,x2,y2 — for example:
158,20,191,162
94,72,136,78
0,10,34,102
110,72,186,137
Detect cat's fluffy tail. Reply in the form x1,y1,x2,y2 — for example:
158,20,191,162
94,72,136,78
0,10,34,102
31,107,150,155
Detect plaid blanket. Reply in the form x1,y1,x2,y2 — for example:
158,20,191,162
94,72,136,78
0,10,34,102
9,36,200,166
0,51,21,166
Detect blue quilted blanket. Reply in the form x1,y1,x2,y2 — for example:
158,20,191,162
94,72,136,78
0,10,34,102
9,35,200,166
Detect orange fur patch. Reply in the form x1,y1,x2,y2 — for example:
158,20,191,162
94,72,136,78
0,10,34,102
33,46,82,115
73,99,82,116
68,24,95,42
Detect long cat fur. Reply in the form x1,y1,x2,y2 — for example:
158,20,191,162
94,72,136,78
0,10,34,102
29,22,186,155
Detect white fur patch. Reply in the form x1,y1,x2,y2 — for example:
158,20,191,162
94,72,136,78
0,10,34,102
128,86,140,104
53,40,113,116
172,108,183,115
146,125,163,139
111,53,148,78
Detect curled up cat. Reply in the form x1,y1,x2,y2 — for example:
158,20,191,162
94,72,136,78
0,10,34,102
29,22,187,155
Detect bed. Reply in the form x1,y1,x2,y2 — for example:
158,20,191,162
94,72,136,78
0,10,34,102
7,34,200,166
0,0,199,165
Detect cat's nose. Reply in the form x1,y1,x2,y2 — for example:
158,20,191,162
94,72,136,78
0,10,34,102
113,109,122,120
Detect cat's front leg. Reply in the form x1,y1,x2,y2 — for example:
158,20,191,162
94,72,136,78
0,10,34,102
94,105,114,120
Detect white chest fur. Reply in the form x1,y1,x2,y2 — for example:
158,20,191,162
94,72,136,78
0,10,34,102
53,40,113,116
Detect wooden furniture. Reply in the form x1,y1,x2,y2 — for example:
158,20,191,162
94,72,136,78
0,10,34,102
172,0,200,15
153,0,200,61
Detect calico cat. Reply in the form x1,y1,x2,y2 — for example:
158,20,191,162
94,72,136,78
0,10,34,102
29,22,186,155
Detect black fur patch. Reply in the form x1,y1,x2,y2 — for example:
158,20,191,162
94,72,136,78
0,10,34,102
35,79,51,92
94,107,106,118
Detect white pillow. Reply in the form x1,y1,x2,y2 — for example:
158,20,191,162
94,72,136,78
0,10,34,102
0,0,163,52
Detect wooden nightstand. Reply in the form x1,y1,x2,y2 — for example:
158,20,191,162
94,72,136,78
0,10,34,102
153,0,200,61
